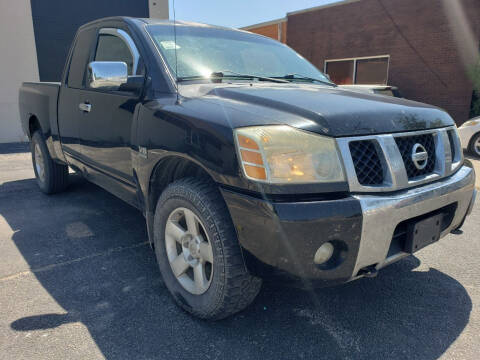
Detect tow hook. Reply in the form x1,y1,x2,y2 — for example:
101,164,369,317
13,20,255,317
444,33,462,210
358,265,378,278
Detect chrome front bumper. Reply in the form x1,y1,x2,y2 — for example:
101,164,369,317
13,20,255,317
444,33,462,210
352,165,476,276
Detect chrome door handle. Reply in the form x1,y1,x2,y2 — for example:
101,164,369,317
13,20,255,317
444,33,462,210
78,103,92,113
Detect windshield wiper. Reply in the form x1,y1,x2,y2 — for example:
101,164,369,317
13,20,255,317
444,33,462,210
213,70,289,83
177,75,210,82
273,73,336,87
177,71,289,84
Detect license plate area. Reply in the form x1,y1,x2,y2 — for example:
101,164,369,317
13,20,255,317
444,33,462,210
405,213,443,253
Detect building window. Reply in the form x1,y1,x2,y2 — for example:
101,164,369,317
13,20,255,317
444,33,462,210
325,56,389,85
325,60,354,85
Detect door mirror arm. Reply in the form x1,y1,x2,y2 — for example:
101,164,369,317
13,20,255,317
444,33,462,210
118,75,145,93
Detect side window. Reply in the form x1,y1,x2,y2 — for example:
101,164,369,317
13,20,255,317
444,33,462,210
95,34,134,75
67,28,95,88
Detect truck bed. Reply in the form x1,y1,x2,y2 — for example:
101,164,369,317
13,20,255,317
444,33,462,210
18,82,60,137
18,81,62,159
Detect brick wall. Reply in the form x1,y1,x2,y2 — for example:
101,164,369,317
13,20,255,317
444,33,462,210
281,21,287,43
243,20,287,43
248,24,279,40
287,0,480,125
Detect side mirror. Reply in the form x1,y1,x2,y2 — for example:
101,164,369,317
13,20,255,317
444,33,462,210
119,75,145,93
88,61,128,90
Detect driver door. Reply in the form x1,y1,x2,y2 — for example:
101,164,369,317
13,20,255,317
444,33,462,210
77,28,145,186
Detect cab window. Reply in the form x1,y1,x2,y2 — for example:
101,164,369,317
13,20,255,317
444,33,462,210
67,28,96,88
95,34,134,75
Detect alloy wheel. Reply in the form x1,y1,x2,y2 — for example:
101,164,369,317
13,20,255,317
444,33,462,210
165,207,214,295
34,142,46,183
474,136,480,156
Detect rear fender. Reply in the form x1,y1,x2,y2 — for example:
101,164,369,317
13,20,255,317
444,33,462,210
19,83,67,164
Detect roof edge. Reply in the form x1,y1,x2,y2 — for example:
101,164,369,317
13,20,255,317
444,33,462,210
287,0,362,17
241,17,287,30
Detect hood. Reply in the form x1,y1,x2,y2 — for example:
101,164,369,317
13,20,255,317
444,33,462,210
180,83,454,137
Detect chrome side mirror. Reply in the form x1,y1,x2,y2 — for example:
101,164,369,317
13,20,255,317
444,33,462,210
88,61,128,90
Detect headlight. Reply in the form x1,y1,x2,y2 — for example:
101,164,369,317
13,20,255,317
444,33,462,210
234,125,345,184
462,119,480,127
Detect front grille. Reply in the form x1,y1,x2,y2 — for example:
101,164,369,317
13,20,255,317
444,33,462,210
337,127,457,192
447,130,457,161
395,134,436,179
349,140,384,185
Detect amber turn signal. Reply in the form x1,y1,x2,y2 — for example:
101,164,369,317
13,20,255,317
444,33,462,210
243,164,267,180
240,149,263,165
237,134,260,150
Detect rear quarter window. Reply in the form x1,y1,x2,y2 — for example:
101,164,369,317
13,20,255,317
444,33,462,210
67,28,96,88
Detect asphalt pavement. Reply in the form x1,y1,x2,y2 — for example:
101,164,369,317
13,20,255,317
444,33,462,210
0,143,479,360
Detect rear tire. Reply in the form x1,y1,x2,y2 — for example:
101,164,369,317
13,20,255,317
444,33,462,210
153,178,262,320
31,131,69,194
468,132,480,158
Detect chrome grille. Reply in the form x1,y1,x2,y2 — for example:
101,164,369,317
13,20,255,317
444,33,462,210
349,141,384,185
336,127,462,193
395,134,436,179
447,129,457,161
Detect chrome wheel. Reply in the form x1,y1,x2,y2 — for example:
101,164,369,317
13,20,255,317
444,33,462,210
474,136,480,156
34,142,46,183
165,207,214,295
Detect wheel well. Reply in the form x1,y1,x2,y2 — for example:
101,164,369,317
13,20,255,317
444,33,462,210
468,131,480,149
28,115,41,138
148,156,214,212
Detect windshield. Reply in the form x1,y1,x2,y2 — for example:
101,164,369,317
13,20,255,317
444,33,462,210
146,24,333,84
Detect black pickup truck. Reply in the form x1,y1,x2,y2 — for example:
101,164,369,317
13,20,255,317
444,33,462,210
19,17,476,319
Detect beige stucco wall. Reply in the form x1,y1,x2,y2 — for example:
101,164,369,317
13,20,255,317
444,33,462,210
149,0,169,19
0,0,166,143
0,0,39,143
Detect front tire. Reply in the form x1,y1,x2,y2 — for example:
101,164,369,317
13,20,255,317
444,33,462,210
153,178,262,320
31,131,69,194
468,132,480,158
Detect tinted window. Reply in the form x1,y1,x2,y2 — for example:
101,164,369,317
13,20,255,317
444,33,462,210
326,57,390,85
67,28,95,88
95,34,134,74
325,60,354,85
356,58,389,85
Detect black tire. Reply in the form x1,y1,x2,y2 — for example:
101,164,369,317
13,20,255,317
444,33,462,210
468,132,480,158
153,178,262,320
31,131,69,194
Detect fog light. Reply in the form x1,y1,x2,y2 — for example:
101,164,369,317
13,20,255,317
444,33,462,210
314,242,334,265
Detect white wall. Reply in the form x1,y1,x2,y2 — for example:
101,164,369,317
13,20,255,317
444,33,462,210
149,0,169,19
0,0,167,143
0,0,39,143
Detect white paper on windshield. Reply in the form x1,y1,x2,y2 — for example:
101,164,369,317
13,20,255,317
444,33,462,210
160,41,180,50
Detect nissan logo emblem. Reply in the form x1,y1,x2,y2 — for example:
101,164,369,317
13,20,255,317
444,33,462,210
411,143,428,170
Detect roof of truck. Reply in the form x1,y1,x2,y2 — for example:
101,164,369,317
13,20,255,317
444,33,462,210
79,16,246,33
137,18,252,34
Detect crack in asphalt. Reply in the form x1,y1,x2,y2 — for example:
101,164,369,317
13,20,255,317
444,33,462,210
0,242,149,282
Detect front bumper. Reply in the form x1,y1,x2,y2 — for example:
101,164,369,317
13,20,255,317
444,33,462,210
221,165,476,287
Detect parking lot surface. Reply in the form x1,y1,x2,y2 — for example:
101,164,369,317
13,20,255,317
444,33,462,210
0,144,479,360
